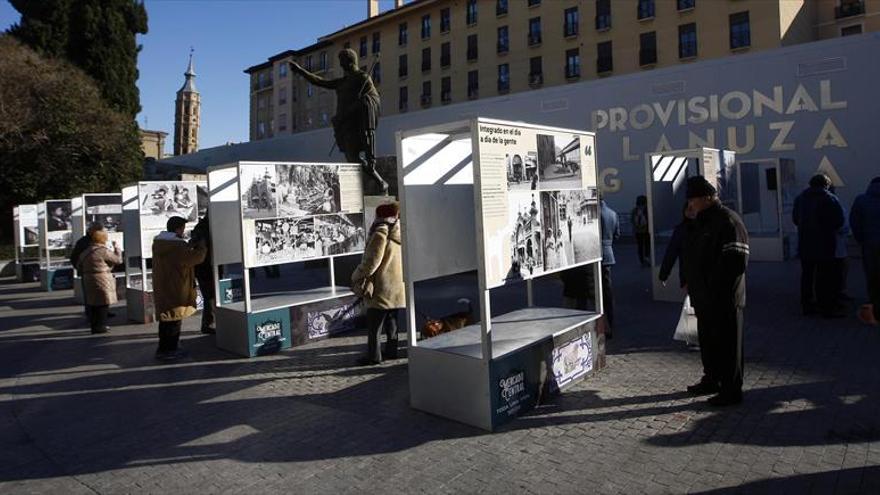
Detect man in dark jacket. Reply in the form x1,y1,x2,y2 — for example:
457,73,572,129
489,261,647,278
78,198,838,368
600,197,620,335
851,177,880,325
189,215,216,334
683,176,749,406
793,174,846,318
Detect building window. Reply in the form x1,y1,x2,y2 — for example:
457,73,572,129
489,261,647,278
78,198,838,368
399,86,408,112
319,51,328,70
305,55,313,71
278,87,287,105
467,70,479,99
497,63,510,93
421,14,431,39
729,11,751,49
422,47,431,72
597,41,613,73
679,23,697,58
279,113,287,132
497,26,509,53
359,37,367,57
258,95,266,109
496,0,508,16
565,48,580,79
678,0,695,10
837,0,866,19
528,0,541,6
638,0,655,20
398,54,408,78
307,84,314,97
372,32,381,53
421,81,432,107
344,41,351,49
441,76,451,104
564,7,579,37
441,42,451,67
529,56,543,86
841,24,863,36
399,22,408,46
258,122,266,138
596,0,611,30
279,63,288,78
467,34,478,61
639,31,657,66
441,8,451,32
373,62,382,84
467,0,478,25
528,17,542,45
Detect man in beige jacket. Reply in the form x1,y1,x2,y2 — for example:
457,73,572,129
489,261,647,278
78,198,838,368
152,216,207,361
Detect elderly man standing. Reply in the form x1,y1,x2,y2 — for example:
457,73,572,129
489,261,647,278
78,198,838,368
851,177,880,326
152,216,207,361
683,176,749,406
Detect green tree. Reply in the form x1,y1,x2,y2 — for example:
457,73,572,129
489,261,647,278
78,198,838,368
0,36,142,240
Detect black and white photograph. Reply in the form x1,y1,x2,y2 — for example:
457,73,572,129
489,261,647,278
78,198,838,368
240,165,278,219
139,183,198,230
277,164,341,217
541,189,601,271
504,192,544,281
506,152,539,191
85,195,123,233
536,133,583,190
197,185,209,218
251,216,317,266
314,213,366,256
24,226,39,246
46,200,72,232
46,230,71,250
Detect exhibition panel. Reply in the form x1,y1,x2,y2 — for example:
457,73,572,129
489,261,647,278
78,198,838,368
38,199,74,291
644,148,736,302
71,193,125,304
208,161,367,358
121,181,207,323
736,158,797,262
399,118,604,431
13,204,40,282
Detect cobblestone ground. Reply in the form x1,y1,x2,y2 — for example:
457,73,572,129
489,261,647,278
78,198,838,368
2,247,879,494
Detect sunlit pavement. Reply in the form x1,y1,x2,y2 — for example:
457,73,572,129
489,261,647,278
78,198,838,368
2,245,879,494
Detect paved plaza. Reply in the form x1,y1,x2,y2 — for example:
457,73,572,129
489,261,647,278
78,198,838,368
2,246,879,494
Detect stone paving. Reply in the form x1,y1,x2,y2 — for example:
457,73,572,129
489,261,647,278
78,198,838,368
1,246,879,494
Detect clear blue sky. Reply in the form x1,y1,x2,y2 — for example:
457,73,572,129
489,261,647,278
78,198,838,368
0,0,397,156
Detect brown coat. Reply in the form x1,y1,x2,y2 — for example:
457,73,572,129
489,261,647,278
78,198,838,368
151,232,207,322
352,221,405,309
78,245,122,306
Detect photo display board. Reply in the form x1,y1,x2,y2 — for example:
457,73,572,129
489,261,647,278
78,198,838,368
84,194,124,247
43,199,73,251
476,122,601,289
15,204,39,248
137,181,207,258
238,163,365,268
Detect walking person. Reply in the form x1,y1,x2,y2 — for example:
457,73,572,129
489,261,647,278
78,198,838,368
682,176,749,406
793,174,846,318
850,177,880,326
351,202,404,365
76,229,122,334
631,195,650,267
600,196,620,337
190,215,216,334
152,216,207,361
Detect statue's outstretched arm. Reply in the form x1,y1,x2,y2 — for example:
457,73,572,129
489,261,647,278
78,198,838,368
289,62,341,89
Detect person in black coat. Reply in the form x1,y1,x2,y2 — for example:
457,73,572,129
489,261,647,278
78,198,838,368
793,174,846,318
189,215,216,334
682,176,749,407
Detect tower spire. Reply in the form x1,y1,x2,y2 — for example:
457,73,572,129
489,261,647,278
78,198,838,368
174,47,200,155
179,48,197,93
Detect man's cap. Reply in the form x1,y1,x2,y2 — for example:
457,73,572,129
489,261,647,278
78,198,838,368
685,176,717,199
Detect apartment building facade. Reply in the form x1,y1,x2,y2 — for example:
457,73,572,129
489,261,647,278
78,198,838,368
245,0,878,141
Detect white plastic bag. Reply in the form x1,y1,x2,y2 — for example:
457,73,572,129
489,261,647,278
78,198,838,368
673,296,699,345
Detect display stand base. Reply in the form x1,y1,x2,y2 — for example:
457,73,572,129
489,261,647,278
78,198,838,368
126,288,155,324
39,268,74,291
16,262,40,283
410,307,604,431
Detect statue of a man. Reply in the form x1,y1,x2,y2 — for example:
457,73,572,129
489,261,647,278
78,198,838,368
289,49,388,194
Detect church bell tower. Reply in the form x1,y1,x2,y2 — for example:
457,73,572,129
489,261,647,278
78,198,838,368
174,50,200,156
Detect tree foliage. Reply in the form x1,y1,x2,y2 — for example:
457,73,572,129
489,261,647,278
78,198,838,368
0,36,142,240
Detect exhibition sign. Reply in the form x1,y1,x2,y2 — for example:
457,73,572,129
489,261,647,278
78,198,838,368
14,205,39,248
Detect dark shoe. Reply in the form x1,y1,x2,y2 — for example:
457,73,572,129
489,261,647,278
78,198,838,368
91,326,110,334
201,327,216,335
687,379,720,396
107,311,117,318
356,356,381,366
708,391,743,406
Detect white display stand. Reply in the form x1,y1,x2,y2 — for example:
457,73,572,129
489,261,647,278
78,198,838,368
644,148,736,302
71,193,125,304
399,118,604,431
38,199,75,291
122,181,206,323
13,204,40,282
207,161,366,357
735,158,796,262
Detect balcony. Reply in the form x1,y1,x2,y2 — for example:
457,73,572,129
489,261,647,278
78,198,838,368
528,34,542,46
528,72,543,87
836,1,865,18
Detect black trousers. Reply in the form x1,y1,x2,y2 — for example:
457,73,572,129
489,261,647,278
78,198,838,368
88,305,108,333
601,265,615,330
801,258,840,313
694,303,744,395
201,297,216,331
366,308,399,363
864,246,880,321
158,321,182,352
635,233,650,264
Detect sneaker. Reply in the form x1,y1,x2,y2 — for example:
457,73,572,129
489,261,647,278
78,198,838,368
687,379,720,396
707,391,743,407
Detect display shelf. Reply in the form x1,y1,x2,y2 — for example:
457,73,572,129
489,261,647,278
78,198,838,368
221,286,354,313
